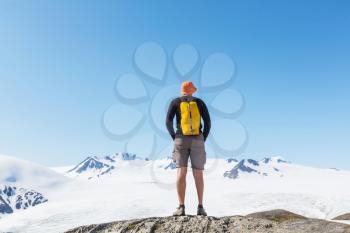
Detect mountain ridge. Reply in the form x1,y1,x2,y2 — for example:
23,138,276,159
61,154,300,180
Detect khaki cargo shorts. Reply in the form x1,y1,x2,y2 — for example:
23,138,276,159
172,134,206,170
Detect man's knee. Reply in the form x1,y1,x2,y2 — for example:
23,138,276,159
192,168,203,178
177,167,187,182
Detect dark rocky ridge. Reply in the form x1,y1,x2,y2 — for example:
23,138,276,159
65,209,350,233
0,185,47,215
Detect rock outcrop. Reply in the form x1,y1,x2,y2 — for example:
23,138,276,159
65,209,350,233
246,209,307,222
333,213,350,220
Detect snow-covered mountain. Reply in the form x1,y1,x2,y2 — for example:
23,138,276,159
0,154,67,218
223,156,290,179
62,154,296,181
65,152,141,179
64,153,177,179
0,185,47,215
1,153,350,233
0,154,68,190
66,156,116,179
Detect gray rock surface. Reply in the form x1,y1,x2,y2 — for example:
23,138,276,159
65,209,350,233
333,213,350,220
246,209,307,222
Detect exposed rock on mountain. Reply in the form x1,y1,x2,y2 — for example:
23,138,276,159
0,185,47,216
0,195,12,214
226,158,238,163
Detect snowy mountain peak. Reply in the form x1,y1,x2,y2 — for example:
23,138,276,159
223,159,259,179
66,152,141,179
68,156,113,174
223,157,290,179
67,156,115,178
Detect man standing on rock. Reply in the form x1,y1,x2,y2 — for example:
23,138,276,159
166,81,211,216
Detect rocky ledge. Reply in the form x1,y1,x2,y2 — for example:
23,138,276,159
333,213,350,221
65,209,350,233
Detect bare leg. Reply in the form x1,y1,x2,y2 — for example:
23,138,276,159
176,167,187,205
192,168,204,205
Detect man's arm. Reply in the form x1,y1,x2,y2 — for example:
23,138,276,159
198,99,211,141
166,99,177,140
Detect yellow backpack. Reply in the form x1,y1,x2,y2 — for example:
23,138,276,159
180,100,201,135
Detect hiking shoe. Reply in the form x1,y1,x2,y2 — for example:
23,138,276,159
173,205,185,216
197,206,207,216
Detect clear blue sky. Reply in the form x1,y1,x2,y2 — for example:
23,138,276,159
0,0,349,169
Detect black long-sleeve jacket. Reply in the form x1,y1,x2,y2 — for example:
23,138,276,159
166,95,211,141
